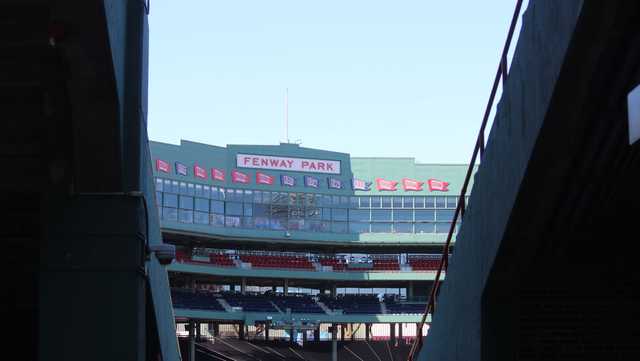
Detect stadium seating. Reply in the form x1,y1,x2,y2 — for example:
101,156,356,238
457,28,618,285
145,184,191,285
318,257,347,271
271,294,325,313
209,252,235,267
372,256,400,271
319,294,382,314
408,255,441,271
171,289,225,311
384,297,426,314
239,254,315,270
221,292,279,313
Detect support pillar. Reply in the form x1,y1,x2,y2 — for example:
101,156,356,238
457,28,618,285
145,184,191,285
265,322,270,340
350,324,355,341
330,285,337,297
331,324,338,361
212,323,219,337
284,279,289,295
408,281,414,299
302,329,308,343
188,320,196,361
341,324,346,341
290,327,296,344
239,323,245,340
365,323,371,341
314,327,320,341
241,278,247,295
196,321,201,341
398,323,403,343
390,323,396,344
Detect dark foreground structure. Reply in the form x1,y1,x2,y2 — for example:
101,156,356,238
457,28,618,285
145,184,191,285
417,1,640,360
2,1,179,360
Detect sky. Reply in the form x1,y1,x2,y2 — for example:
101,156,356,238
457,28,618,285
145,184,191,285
148,0,526,163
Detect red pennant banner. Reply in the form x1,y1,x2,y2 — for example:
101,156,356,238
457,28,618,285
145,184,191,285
376,178,398,191
194,165,207,179
427,179,449,192
231,170,250,184
402,178,423,191
156,159,170,173
211,168,225,181
256,171,274,185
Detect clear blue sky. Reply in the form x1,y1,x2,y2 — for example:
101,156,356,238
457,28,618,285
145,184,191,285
148,0,526,163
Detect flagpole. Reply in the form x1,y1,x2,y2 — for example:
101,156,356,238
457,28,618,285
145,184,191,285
285,88,289,143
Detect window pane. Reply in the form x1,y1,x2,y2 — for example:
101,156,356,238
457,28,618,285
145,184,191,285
162,207,177,221
393,210,413,221
436,210,455,222
155,191,162,205
331,195,340,206
340,196,349,208
243,216,254,228
370,196,381,208
226,202,243,216
349,222,369,233
163,193,178,208
392,197,402,208
270,218,286,230
425,196,435,208
349,209,370,222
415,223,434,233
394,223,413,233
179,182,188,194
435,196,446,208
253,190,263,204
179,196,193,210
349,197,359,208
194,211,208,224
382,197,392,208
371,209,392,221
155,178,163,191
332,221,347,233
244,203,253,217
210,200,224,214
195,184,203,197
403,197,413,208
415,210,435,221
194,198,209,212
254,216,270,229
187,183,195,196
288,218,304,230
244,190,253,203
436,222,451,233
414,196,425,208
211,187,221,200
178,209,193,223
321,208,332,221
225,216,241,228
171,181,179,193
163,179,172,192
371,223,392,233
333,208,348,221
359,196,370,208
446,196,457,208
210,214,225,226
202,185,211,199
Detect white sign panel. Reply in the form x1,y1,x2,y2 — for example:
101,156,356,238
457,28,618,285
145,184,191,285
236,153,341,174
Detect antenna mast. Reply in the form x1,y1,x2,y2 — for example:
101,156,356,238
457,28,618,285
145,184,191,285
284,88,289,143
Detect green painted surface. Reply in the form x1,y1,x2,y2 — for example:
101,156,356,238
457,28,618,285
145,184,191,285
174,308,430,324
168,262,445,282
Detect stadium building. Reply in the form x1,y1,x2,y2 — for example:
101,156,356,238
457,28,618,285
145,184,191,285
150,139,474,360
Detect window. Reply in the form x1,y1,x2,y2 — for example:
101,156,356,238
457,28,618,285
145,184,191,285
226,202,243,216
179,182,188,194
349,209,370,222
253,190,263,204
171,180,179,193
155,191,162,205
244,190,253,203
340,196,349,208
210,214,225,226
195,184,204,197
392,197,402,208
332,221,347,233
321,208,332,221
163,179,172,192
162,207,177,222
393,210,413,222
211,187,223,200
225,216,241,228
415,223,434,233
435,196,446,208
333,208,348,221
382,197,392,208
436,210,455,222
415,210,435,221
179,195,193,210
155,178,163,191
194,211,208,225
371,223,392,233
446,196,457,209
349,222,369,233
210,200,224,214
163,193,178,208
178,209,193,223
202,185,211,199
370,196,381,208
394,223,413,233
403,197,413,208
194,198,209,212
243,217,254,228
187,183,195,196
244,203,253,217
435,222,451,233
414,196,425,208
425,196,435,208
359,196,370,208
371,209,392,221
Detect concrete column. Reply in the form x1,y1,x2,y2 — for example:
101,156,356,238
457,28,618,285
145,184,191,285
241,277,247,294
265,323,270,340
365,323,371,341
314,327,320,341
290,328,296,344
398,323,403,342
238,323,245,340
272,286,277,293
408,281,414,299
188,320,195,361
196,321,201,341
284,279,289,295
350,324,355,341
330,285,337,297
212,323,219,337
331,324,337,341
302,330,308,343
390,323,396,343
341,324,346,341
332,339,337,361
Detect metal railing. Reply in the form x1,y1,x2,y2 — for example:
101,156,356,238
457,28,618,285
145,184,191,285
406,1,525,359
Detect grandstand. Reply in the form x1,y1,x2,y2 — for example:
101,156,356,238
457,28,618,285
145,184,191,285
151,140,470,360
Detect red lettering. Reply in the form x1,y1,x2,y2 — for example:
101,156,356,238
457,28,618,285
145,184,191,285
278,160,287,168
326,163,333,171
261,158,269,166
301,161,309,169
243,157,250,165
269,159,280,167
318,162,325,170
252,158,259,166
286,160,294,168
309,162,317,170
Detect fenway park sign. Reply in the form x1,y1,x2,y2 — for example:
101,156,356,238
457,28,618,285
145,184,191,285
236,154,341,174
